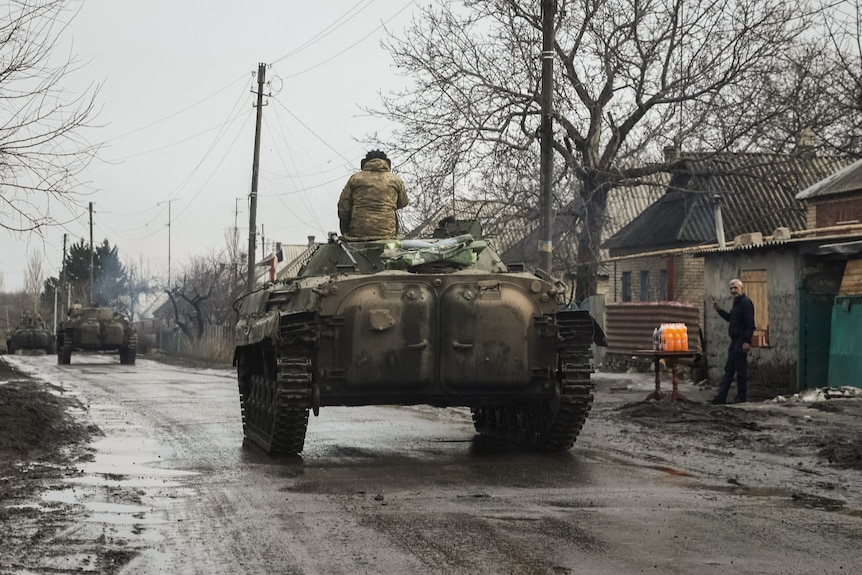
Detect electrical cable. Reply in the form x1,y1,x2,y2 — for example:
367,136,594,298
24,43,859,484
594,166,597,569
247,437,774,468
281,2,415,80
271,0,375,65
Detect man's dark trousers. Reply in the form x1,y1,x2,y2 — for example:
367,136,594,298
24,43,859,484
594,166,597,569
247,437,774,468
716,338,748,402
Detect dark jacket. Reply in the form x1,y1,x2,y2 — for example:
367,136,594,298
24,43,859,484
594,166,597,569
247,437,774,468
717,293,756,344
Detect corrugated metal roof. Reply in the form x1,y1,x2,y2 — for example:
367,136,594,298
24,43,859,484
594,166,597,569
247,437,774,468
603,153,853,253
690,231,862,256
797,156,862,199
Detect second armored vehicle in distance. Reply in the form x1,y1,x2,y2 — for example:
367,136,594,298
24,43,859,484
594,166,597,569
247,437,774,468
6,313,55,355
233,219,602,455
57,307,138,365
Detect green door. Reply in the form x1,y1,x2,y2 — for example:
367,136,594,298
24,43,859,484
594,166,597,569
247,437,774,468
829,296,862,388
797,284,833,390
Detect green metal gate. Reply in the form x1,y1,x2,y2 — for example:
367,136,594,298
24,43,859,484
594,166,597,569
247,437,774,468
829,296,862,388
797,281,834,390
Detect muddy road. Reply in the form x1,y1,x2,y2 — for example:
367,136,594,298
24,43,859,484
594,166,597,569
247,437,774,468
1,354,861,574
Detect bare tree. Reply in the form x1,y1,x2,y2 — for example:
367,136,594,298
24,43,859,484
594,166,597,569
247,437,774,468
24,251,44,312
166,250,234,342
1,0,99,233
122,259,154,322
376,0,845,301
811,0,862,154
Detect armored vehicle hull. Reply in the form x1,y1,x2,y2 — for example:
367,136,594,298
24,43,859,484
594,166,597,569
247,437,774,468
7,324,55,354
234,220,601,455
57,307,137,365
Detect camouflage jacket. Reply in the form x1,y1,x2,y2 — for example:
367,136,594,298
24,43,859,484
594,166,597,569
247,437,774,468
337,158,408,239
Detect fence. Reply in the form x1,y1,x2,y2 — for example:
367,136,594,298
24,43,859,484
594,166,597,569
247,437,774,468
133,320,235,362
603,302,704,374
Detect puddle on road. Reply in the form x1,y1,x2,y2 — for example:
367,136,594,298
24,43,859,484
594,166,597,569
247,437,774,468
694,483,862,517
40,432,198,545
581,448,861,517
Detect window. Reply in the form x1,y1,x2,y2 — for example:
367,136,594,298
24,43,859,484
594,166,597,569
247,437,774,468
657,269,668,301
739,270,769,347
640,270,651,301
622,271,632,302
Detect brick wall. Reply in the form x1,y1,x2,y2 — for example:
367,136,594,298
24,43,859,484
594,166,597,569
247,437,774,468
813,194,862,231
608,254,706,327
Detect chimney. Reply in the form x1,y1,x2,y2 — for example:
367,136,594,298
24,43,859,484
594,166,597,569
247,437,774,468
663,144,680,164
711,194,726,249
795,128,816,155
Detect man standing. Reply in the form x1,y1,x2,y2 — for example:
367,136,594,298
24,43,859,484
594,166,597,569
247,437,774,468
711,279,756,404
338,150,408,240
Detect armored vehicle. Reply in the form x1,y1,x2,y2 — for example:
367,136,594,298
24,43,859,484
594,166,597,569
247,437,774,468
57,307,137,365
7,313,55,354
233,219,603,455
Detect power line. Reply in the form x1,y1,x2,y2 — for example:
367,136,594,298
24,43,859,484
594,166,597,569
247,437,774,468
107,75,250,143
280,2,416,80
272,98,353,165
271,0,376,66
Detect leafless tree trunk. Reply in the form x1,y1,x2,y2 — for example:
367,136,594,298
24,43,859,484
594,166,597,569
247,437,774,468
375,0,847,301
123,260,153,322
166,250,233,341
0,0,99,233
24,251,44,312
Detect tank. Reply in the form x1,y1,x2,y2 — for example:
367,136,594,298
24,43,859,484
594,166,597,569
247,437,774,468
6,314,55,354
233,219,604,455
57,307,138,365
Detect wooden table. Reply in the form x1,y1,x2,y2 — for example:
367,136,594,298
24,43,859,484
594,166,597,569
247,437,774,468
633,350,701,402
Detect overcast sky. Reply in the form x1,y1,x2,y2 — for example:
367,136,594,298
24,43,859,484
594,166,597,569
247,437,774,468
1,0,418,292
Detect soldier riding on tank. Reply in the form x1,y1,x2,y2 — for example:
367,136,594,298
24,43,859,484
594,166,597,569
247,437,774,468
337,150,409,240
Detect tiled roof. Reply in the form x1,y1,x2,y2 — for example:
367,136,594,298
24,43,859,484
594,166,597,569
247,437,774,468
797,157,862,199
603,152,853,253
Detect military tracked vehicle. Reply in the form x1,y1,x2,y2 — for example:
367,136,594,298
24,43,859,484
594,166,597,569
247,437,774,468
57,307,137,365
233,219,603,455
7,313,55,354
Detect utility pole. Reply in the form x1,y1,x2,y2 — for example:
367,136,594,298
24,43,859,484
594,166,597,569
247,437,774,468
57,233,67,331
247,62,267,292
233,198,242,301
157,199,180,290
538,0,556,273
89,202,94,305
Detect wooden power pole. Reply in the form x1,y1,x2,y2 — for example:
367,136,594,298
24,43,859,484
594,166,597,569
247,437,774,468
539,0,556,273
246,63,267,292
89,202,94,305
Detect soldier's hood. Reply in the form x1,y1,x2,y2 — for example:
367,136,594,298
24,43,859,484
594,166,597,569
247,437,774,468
362,158,391,172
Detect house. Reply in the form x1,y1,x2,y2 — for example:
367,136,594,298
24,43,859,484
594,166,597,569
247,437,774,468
254,236,319,286
688,156,862,397
796,157,862,235
601,151,853,327
695,230,862,397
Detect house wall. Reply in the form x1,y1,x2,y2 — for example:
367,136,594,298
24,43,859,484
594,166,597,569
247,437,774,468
810,193,862,231
703,249,800,398
673,254,706,320
608,254,705,324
